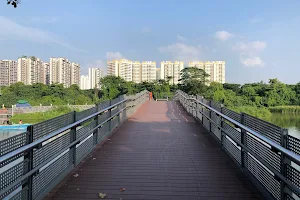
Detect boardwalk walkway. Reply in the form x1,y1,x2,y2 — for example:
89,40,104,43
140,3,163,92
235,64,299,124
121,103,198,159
45,101,262,200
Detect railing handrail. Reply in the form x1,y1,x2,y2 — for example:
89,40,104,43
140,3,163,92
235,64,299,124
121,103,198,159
177,91,300,165
0,98,128,164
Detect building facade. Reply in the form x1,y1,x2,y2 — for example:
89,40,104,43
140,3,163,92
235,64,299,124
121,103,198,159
107,60,119,76
17,56,44,85
141,61,156,82
80,75,90,90
0,60,18,86
156,68,161,80
188,61,226,84
160,61,184,85
132,61,141,83
49,58,80,87
88,68,102,89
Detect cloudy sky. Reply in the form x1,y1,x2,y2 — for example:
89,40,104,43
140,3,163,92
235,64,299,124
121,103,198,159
1,0,300,84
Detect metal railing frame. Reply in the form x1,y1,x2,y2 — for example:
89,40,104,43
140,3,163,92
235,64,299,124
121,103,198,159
176,90,300,200
0,91,149,200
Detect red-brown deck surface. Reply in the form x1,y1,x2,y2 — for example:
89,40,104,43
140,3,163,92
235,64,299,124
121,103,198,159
45,101,262,200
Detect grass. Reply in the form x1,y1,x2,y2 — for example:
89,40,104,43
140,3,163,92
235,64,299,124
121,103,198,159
269,106,300,113
10,106,76,124
229,106,272,119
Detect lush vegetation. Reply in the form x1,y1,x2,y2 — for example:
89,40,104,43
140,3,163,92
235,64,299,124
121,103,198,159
1,70,300,120
10,106,76,124
178,67,300,118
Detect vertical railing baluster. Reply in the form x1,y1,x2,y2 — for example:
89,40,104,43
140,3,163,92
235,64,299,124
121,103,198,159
108,99,112,133
24,125,33,200
209,100,212,133
240,112,246,168
94,103,100,145
220,105,224,148
69,111,77,166
201,97,204,124
280,128,288,200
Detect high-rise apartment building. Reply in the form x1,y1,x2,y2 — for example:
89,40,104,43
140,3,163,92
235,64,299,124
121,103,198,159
43,62,50,85
71,62,80,86
107,59,157,83
118,59,133,82
49,58,80,87
107,60,119,76
0,60,18,86
88,68,102,89
188,61,225,84
132,61,141,83
160,61,184,85
80,75,90,90
156,68,161,80
17,56,44,85
141,61,156,82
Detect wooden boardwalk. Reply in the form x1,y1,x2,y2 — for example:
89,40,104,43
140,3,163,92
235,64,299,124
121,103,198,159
45,101,262,200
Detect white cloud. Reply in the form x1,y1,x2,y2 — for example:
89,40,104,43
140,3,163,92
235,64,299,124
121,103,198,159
158,42,201,62
241,56,265,67
0,16,86,52
233,41,266,53
214,31,233,41
141,26,151,33
105,52,125,60
233,40,267,67
176,34,187,41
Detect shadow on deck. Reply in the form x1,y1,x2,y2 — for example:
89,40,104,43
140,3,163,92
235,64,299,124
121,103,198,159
45,101,263,200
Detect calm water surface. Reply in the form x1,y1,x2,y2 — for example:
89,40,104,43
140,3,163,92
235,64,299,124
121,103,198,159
265,113,300,139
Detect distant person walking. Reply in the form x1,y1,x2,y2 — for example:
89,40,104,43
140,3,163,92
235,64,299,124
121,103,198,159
149,92,153,101
19,120,23,125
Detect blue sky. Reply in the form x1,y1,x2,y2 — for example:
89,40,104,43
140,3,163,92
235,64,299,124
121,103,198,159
1,0,300,84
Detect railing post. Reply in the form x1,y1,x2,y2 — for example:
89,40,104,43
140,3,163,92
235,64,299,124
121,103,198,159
94,103,100,145
240,112,246,168
209,100,212,132
220,105,224,149
280,128,288,200
108,99,112,132
118,96,121,126
201,97,204,124
24,125,33,200
69,111,77,166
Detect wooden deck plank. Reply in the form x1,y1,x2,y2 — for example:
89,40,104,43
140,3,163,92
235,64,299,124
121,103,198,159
45,101,263,200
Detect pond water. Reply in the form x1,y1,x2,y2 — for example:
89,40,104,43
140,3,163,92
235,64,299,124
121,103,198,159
0,125,29,141
265,113,300,139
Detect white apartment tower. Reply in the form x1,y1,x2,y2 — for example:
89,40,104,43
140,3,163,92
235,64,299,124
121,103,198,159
49,58,80,87
71,62,80,86
43,62,50,85
118,59,133,82
0,60,18,86
188,61,225,84
156,68,161,80
160,61,184,85
88,68,102,89
132,61,141,83
80,75,90,90
141,61,156,82
17,56,44,85
107,60,119,76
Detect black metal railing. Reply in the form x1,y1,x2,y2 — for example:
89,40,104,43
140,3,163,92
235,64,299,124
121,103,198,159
175,90,300,200
0,91,149,200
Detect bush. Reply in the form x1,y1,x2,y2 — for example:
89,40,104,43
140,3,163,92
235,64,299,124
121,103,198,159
229,106,272,119
269,106,300,113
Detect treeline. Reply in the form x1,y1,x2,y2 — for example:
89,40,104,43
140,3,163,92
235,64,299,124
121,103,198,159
0,76,174,107
1,70,300,118
178,68,300,117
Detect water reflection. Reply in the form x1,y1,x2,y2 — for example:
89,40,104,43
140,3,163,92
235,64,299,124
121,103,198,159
265,113,300,138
